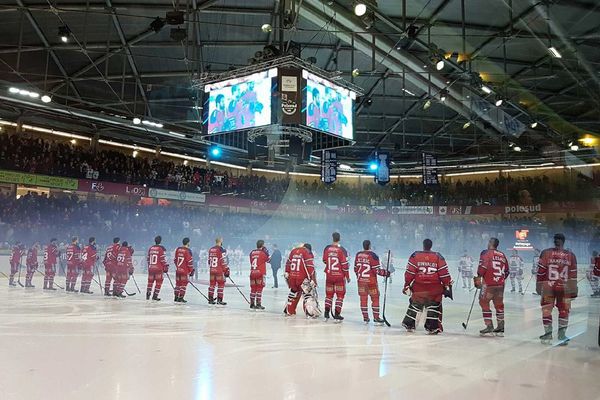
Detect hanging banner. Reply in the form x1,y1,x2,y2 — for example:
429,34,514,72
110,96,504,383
77,179,147,197
374,152,390,186
148,188,206,203
464,88,526,138
321,149,337,184
422,153,439,185
0,169,78,190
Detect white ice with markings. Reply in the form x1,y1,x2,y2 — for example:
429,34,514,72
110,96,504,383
0,271,598,400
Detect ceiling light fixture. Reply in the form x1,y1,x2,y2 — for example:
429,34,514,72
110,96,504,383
354,2,367,16
58,25,70,43
41,95,52,103
530,121,538,128
481,85,492,94
548,46,562,59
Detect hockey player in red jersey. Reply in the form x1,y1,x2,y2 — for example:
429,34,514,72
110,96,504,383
323,232,350,321
103,237,120,296
402,239,453,334
113,241,133,298
284,243,316,316
8,242,24,286
25,242,40,288
80,237,98,294
474,237,509,336
147,235,169,301
208,237,229,305
249,240,270,310
43,238,59,290
536,233,578,345
354,240,390,324
174,237,194,303
65,237,82,292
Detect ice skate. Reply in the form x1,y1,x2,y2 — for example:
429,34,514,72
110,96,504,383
179,298,188,304
332,313,344,322
146,292,151,300
402,323,414,332
427,328,441,335
373,317,385,325
591,291,600,298
217,299,226,305
480,324,494,336
363,318,370,324
324,309,330,320
557,328,570,346
208,298,216,305
152,294,161,301
254,303,265,310
493,321,504,337
539,330,553,345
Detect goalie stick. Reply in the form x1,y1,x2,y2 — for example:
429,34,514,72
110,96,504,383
381,250,391,327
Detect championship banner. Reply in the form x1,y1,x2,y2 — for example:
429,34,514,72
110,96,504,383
77,179,147,197
0,169,78,190
148,188,206,203
422,153,439,186
321,149,337,184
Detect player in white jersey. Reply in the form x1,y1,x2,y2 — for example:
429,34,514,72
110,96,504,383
588,251,599,298
458,250,474,289
509,249,524,293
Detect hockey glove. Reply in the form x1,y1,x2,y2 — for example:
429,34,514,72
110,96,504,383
402,286,411,296
163,266,169,273
473,276,482,289
224,268,230,278
189,268,195,277
129,268,134,276
443,285,454,300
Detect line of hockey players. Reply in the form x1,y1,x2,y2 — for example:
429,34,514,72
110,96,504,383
4,231,594,345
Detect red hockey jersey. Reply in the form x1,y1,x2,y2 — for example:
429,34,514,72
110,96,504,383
147,245,169,273
354,250,387,285
249,247,270,276
103,243,120,268
285,247,315,281
595,256,600,277
116,247,133,273
175,246,194,275
65,244,81,268
44,244,58,266
404,251,451,294
477,249,509,286
208,246,228,274
81,245,98,270
322,244,349,279
26,247,38,268
537,247,577,290
10,245,23,265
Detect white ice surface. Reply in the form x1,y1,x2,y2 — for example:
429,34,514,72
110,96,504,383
0,271,599,400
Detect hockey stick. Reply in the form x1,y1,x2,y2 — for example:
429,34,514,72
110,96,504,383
17,255,25,287
165,272,175,289
0,271,9,279
92,276,135,296
94,263,103,292
37,269,65,290
381,250,392,327
522,274,534,296
131,274,142,294
188,280,210,301
227,275,251,304
462,288,479,330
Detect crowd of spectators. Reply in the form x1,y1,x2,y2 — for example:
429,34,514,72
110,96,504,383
0,130,596,206
0,191,597,265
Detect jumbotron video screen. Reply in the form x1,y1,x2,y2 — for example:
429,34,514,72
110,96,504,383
303,70,355,140
205,69,276,134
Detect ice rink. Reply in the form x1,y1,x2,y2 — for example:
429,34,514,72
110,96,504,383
1,271,599,400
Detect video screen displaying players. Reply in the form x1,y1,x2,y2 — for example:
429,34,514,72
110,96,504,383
205,69,275,134
303,70,355,140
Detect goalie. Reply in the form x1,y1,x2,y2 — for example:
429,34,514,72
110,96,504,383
284,243,320,318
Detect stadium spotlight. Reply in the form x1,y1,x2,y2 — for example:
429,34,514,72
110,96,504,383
530,121,538,129
423,99,431,110
354,2,367,16
513,146,522,152
41,95,52,103
132,117,141,125
8,87,19,94
261,24,273,33
481,85,492,94
58,26,70,43
495,97,503,107
440,89,448,102
132,150,139,158
352,68,360,78
548,46,562,59
436,59,445,70
210,146,222,158
462,121,471,129
570,144,579,151
369,161,378,171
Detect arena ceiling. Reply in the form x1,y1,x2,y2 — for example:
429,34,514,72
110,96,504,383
0,0,599,171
